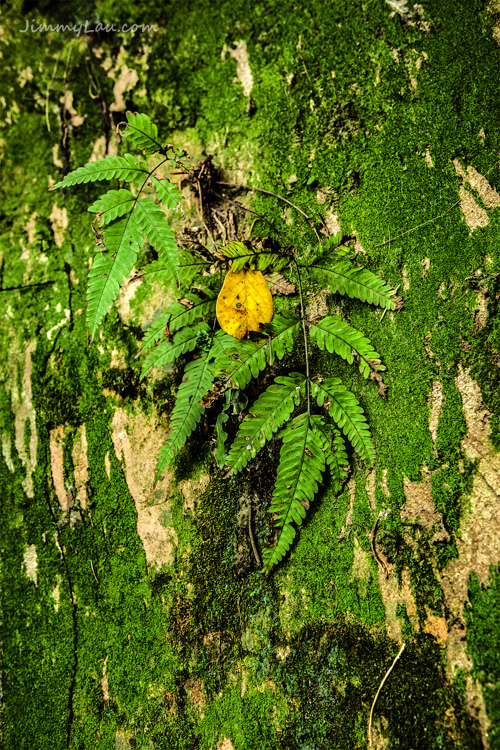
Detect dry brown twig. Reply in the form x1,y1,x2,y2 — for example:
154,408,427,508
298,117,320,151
368,643,406,748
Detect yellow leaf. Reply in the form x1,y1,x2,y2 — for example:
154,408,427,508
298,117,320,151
216,269,274,339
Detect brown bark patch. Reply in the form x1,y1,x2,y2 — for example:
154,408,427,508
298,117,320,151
72,424,89,510
178,474,210,514
111,408,176,569
428,380,443,444
229,41,253,97
50,425,67,512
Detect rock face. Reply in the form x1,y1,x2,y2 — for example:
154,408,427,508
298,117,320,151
1,2,499,749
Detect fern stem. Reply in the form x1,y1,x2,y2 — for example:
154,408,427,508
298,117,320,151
292,257,311,415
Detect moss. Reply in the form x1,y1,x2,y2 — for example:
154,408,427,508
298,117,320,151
2,0,500,746
465,566,500,749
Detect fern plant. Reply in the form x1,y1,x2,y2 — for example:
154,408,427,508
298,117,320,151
52,112,401,574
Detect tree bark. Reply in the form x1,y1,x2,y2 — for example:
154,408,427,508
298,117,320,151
1,1,500,748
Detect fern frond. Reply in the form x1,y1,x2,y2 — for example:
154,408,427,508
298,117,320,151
88,189,136,226
315,421,349,493
140,322,209,380
214,390,232,469
151,177,183,209
309,258,397,309
262,413,326,573
226,373,306,474
215,313,300,389
157,354,213,474
309,316,384,377
123,112,162,154
311,379,375,465
139,312,171,355
220,240,289,273
167,292,216,332
51,154,148,190
139,294,215,356
86,214,142,338
135,198,179,280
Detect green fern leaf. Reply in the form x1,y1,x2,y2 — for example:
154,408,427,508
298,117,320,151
309,316,384,377
140,322,209,380
138,253,208,288
123,112,162,154
140,294,216,356
315,421,349,493
51,154,148,190
214,390,232,469
215,313,300,388
311,379,375,465
167,292,216,332
226,372,306,474
88,189,136,226
310,258,397,309
86,214,142,338
157,354,213,474
139,312,171,355
151,177,183,209
262,413,326,573
135,198,179,280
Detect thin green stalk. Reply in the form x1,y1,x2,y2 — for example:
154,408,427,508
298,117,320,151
292,257,311,416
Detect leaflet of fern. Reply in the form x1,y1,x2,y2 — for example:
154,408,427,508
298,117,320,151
86,215,142,338
124,112,162,154
134,198,179,280
311,259,397,309
156,355,213,474
262,414,327,572
214,314,300,389
226,373,306,474
88,189,136,226
311,379,375,465
167,293,216,332
139,312,172,355
151,177,183,209
315,422,349,493
51,154,148,190
309,316,384,377
140,323,209,380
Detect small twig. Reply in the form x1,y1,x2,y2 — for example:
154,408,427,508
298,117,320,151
368,643,406,748
293,257,311,415
90,559,99,584
374,201,460,248
248,503,261,567
369,513,389,578
245,185,323,244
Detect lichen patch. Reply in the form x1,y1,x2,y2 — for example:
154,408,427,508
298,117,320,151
60,90,84,127
109,64,139,112
401,473,443,529
72,424,89,510
428,381,444,444
102,655,109,702
1,433,14,472
464,165,500,208
23,544,37,585
111,408,176,568
324,210,342,236
51,576,61,611
50,425,68,513
49,204,68,247
458,186,489,231
178,474,210,514
229,41,253,97
9,340,37,497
